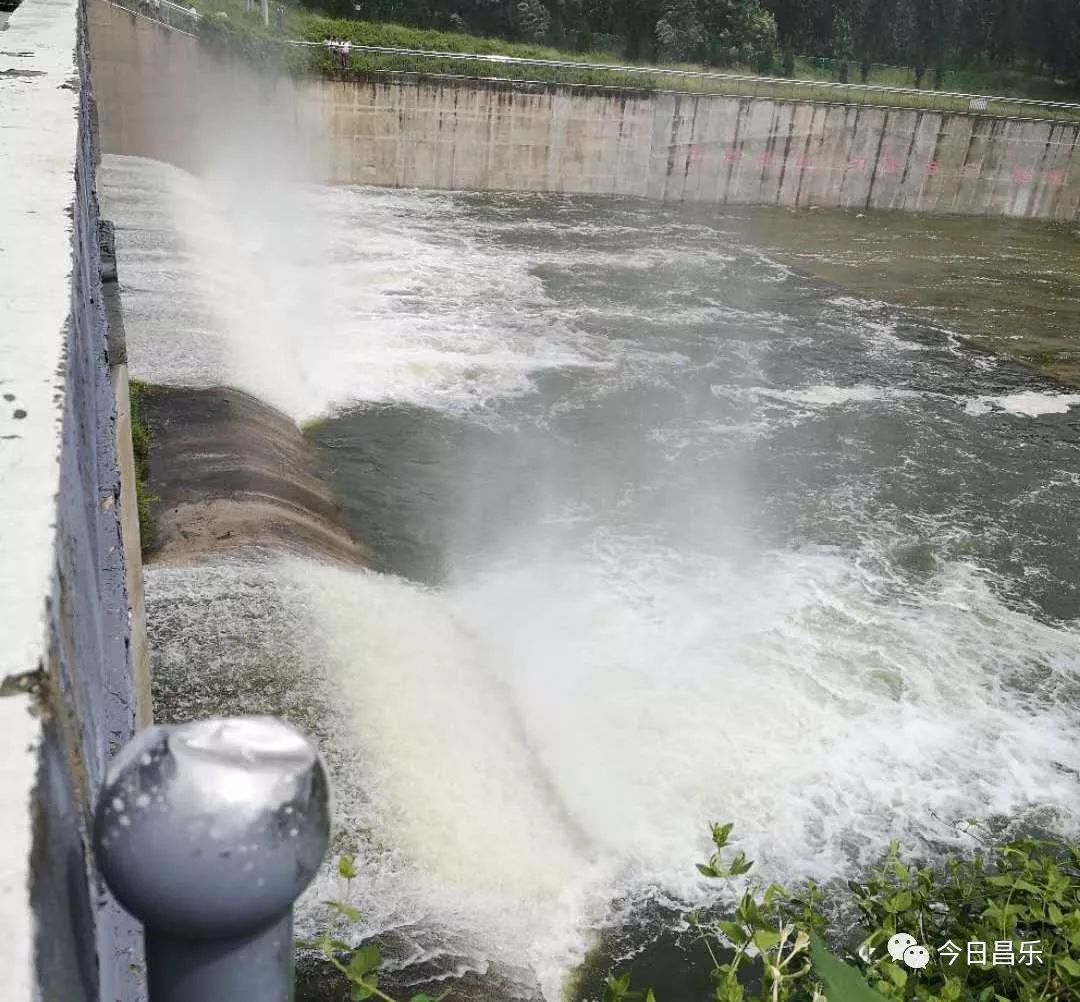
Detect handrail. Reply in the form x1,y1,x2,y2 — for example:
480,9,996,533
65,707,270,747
101,0,1080,120
316,43,1080,113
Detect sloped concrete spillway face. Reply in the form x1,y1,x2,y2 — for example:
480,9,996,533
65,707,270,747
138,386,369,566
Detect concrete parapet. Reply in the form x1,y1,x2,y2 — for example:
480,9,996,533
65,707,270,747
0,0,148,997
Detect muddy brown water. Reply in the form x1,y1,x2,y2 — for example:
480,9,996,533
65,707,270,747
741,206,1080,384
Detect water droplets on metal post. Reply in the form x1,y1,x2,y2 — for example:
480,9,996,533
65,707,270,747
94,717,331,1002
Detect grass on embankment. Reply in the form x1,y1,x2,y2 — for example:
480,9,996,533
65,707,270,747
129,379,158,554
794,55,1080,104
194,0,749,89
189,1,1080,117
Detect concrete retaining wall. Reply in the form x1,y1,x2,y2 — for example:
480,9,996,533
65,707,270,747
87,0,1080,220
323,80,1080,219
0,0,148,998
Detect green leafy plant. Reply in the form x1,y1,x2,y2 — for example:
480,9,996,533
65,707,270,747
690,821,820,1002
301,855,446,1002
810,934,889,1002
308,825,1080,1002
845,834,1080,1001
606,824,1080,1002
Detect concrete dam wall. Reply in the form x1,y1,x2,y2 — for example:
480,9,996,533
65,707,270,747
1,0,148,998
87,1,1080,220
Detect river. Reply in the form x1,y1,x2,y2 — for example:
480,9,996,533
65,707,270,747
102,154,1080,1000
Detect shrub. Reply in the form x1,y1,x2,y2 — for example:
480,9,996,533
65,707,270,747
610,822,1080,1002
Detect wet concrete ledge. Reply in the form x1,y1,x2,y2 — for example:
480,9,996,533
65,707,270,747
140,385,369,567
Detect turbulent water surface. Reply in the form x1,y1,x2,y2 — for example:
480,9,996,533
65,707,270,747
103,155,1080,999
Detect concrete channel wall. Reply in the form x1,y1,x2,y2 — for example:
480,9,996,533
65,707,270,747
0,0,148,998
87,0,1080,220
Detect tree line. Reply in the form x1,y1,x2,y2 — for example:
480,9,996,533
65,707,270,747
303,0,1080,86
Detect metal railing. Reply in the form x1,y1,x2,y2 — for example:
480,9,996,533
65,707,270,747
94,716,331,1002
113,0,201,35
103,0,1080,123
312,45,1080,120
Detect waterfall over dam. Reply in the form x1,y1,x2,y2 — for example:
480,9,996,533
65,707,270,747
87,6,1080,1001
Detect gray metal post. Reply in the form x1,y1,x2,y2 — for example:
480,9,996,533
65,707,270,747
93,717,332,1002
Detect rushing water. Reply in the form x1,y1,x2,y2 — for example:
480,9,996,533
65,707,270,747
103,154,1080,999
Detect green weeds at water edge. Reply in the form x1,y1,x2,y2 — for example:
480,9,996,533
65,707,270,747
301,854,447,1002
129,379,158,553
306,822,1080,1002
610,822,1080,1002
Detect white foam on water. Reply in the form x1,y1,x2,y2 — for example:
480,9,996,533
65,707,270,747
145,537,1080,997
102,156,606,422
120,161,1080,997
715,384,927,411
965,391,1080,417
269,532,1080,997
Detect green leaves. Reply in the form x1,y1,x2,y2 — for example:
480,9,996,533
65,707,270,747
602,973,656,1002
343,946,382,1001
882,891,912,914
325,900,364,923
719,919,750,947
346,944,380,979
317,831,1080,1002
752,929,781,952
809,934,892,1002
712,822,735,850
1055,955,1080,979
729,851,754,877
699,826,755,881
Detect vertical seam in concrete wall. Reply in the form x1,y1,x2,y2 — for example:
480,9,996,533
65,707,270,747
898,110,925,191
774,107,795,205
448,86,459,188
663,94,682,202
864,109,890,210
1067,126,1080,222
956,117,982,214
1030,123,1056,219
793,105,817,207
926,114,948,213
837,104,860,204
680,96,700,202
981,118,1002,215
721,99,747,204
759,102,780,200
